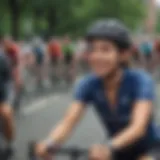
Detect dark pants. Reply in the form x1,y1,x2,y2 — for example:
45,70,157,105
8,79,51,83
113,141,160,160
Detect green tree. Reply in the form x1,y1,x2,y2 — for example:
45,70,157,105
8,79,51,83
7,0,32,39
69,0,145,35
0,0,10,36
156,10,160,33
0,0,146,38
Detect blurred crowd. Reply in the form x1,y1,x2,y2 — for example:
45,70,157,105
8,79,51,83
1,35,160,112
0,36,88,113
12,36,87,88
131,37,160,75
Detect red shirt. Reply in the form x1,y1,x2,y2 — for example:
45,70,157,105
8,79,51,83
6,43,20,66
48,41,62,58
5,42,22,87
154,39,160,53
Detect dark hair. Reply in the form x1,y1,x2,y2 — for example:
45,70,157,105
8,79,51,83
85,19,132,50
120,61,131,69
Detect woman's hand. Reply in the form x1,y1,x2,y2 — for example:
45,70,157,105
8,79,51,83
89,144,112,160
35,141,52,160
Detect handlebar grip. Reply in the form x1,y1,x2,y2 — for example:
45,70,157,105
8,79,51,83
56,147,88,155
28,140,88,160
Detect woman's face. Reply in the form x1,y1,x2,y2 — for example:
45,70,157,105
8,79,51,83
88,39,120,77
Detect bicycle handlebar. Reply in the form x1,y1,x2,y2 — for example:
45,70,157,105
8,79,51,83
28,140,160,160
28,141,88,160
55,147,88,154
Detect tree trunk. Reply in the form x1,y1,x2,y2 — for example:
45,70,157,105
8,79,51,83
34,13,40,35
47,7,57,36
8,0,20,40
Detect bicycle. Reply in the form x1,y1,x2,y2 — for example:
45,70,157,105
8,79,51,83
28,141,88,160
28,140,160,160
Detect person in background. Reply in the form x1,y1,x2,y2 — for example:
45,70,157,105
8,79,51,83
153,37,160,79
21,42,36,92
3,37,23,112
139,38,154,72
0,38,15,159
62,36,75,84
154,38,160,55
32,38,46,88
47,38,62,84
75,38,88,74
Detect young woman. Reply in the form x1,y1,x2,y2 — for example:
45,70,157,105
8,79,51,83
35,19,159,160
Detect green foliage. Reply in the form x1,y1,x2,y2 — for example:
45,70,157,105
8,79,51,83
156,10,160,33
0,0,146,39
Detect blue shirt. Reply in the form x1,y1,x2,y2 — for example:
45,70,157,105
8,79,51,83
33,46,44,59
74,69,159,146
140,42,153,55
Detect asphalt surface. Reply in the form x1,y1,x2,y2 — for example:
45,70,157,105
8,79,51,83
12,80,160,160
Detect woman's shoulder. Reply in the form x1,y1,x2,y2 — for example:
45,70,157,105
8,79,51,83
125,69,153,84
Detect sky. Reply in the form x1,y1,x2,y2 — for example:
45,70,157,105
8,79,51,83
156,0,160,5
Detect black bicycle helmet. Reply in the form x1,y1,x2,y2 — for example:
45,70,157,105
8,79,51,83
86,19,132,49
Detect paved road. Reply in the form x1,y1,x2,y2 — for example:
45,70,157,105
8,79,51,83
13,83,160,160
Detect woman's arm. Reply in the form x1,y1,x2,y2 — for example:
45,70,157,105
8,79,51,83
46,101,86,145
110,74,154,150
111,100,152,150
36,101,87,158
